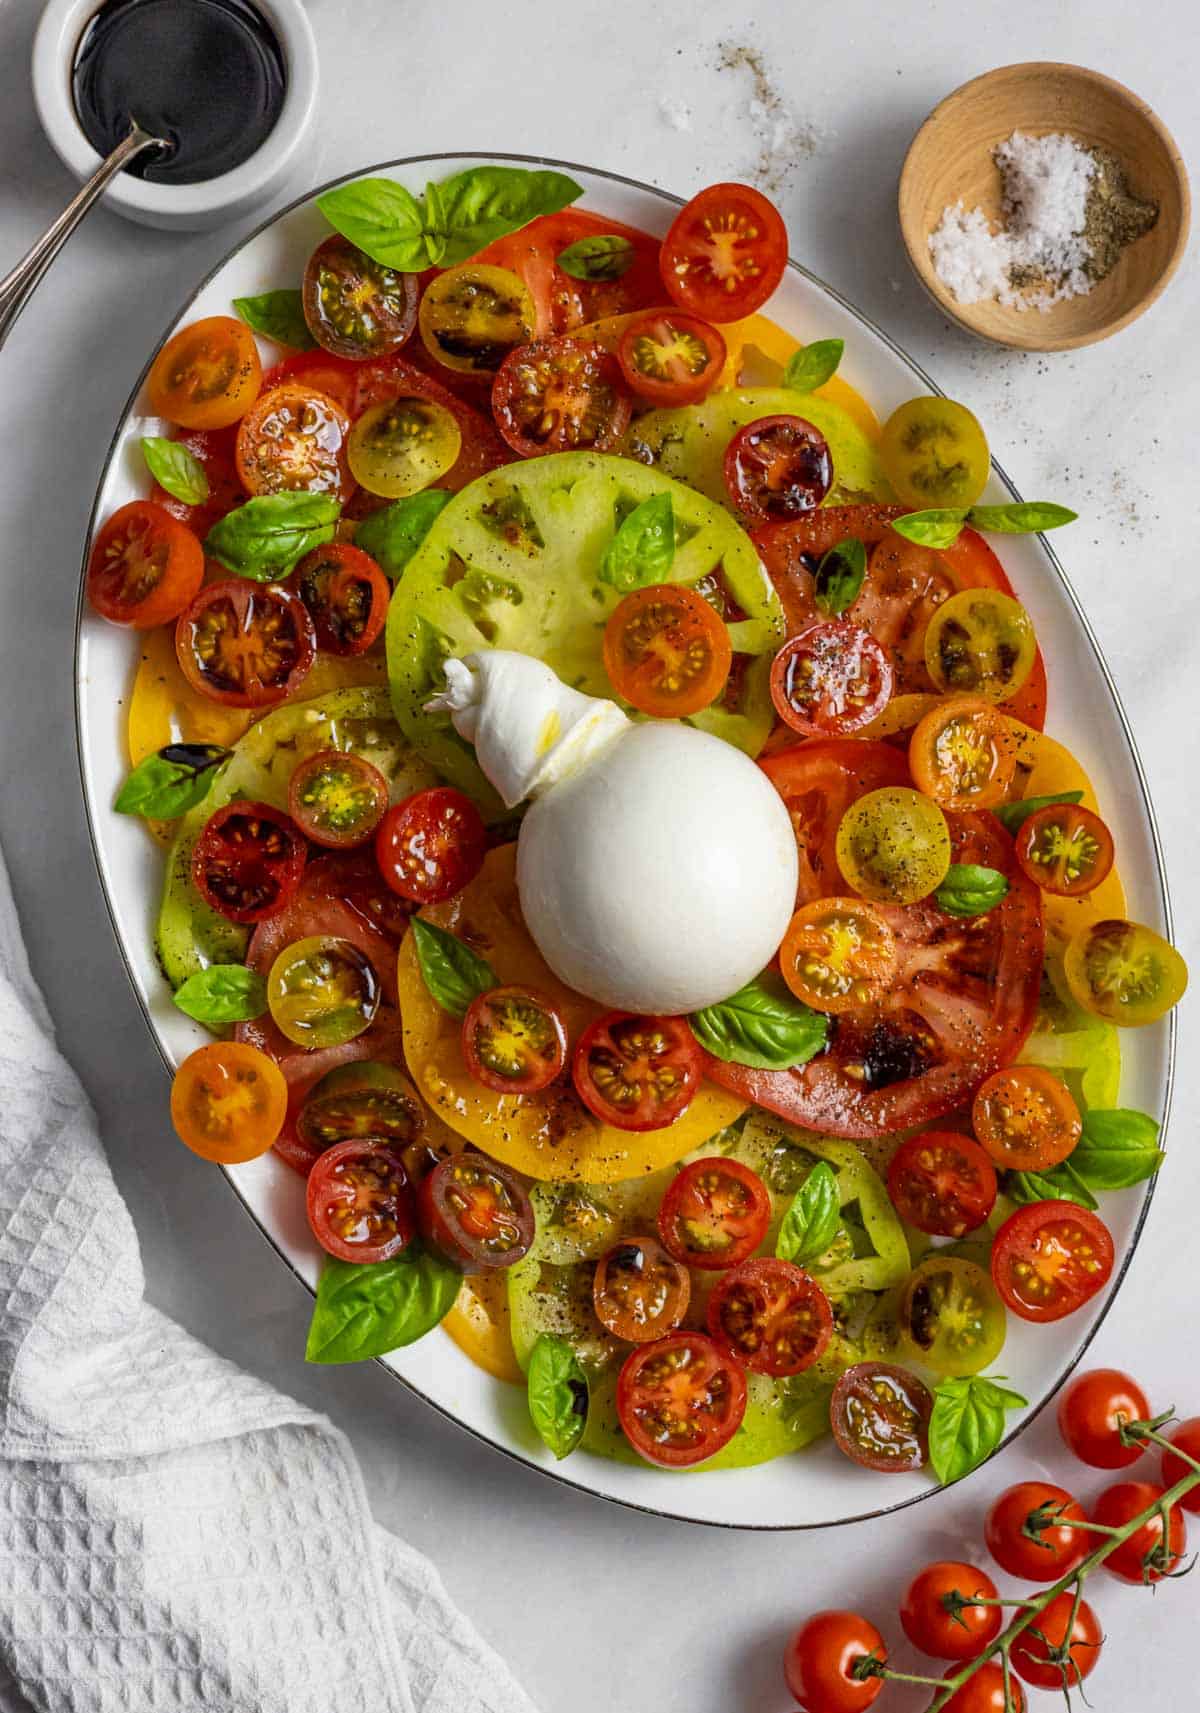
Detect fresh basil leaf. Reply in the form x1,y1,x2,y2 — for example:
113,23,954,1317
527,1333,588,1459
690,971,828,1072
114,743,230,819
205,492,341,580
813,536,867,616
1072,1108,1164,1191
967,502,1078,535
422,179,450,265
173,963,268,1025
929,1374,1028,1485
436,166,583,267
783,338,844,394
993,791,1084,836
316,176,428,271
556,233,636,282
934,864,1009,918
305,1245,462,1364
411,918,496,1019
599,493,675,591
354,490,452,579
891,507,970,548
140,437,210,507
776,1163,841,1266
1005,1160,1099,1212
232,288,315,350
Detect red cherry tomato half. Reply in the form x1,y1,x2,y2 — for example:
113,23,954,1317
984,1482,1088,1582
886,1131,998,1238
175,578,316,708
657,1155,771,1268
572,1012,701,1133
1162,1418,1200,1512
375,786,487,905
592,1237,691,1344
783,1611,887,1713
1009,1590,1102,1691
461,985,568,1095
769,621,894,736
1057,1368,1151,1469
937,1662,1025,1713
991,1201,1114,1324
660,182,788,323
416,1154,534,1273
288,749,389,849
900,1561,1002,1661
192,800,307,924
602,582,732,717
706,1256,833,1377
1094,1480,1187,1583
305,1137,415,1264
615,310,726,406
829,1361,934,1473
235,382,353,499
491,336,632,457
86,500,205,628
615,1330,747,1468
302,233,419,362
1015,802,1115,897
724,414,833,524
295,542,390,655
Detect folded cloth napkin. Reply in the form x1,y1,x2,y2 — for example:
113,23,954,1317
0,848,537,1713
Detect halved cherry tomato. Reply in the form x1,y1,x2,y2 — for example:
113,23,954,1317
724,415,832,523
660,182,787,323
86,500,204,628
836,785,951,904
287,749,388,850
829,1361,933,1473
417,1154,534,1272
900,1562,1002,1661
760,738,911,905
150,425,244,539
491,337,632,456
899,1255,1006,1377
602,583,731,716
348,396,462,497
909,696,1017,810
296,1060,427,1154
461,985,568,1095
305,1137,415,1263
783,1611,887,1713
294,541,389,656
770,622,893,736
267,934,381,1048
375,786,487,905
926,589,1037,702
707,1256,833,1377
972,1065,1081,1172
170,1040,288,1164
615,1330,747,1467
615,310,726,405
1063,917,1188,1027
657,1156,771,1270
936,1662,1025,1713
147,315,262,430
879,397,990,510
887,1132,997,1238
302,234,419,361
593,1237,691,1343
1009,1591,1101,1690
992,1201,1114,1323
1057,1368,1151,1470
192,800,306,924
176,578,315,708
1015,802,1114,897
572,1012,701,1132
1162,1419,1200,1511
418,263,536,375
985,1482,1089,1581
234,383,352,498
1094,1480,1187,1583
779,897,897,1013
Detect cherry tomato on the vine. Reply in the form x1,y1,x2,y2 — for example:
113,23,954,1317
657,1156,771,1269
1009,1590,1102,1691
899,1561,1001,1661
660,182,788,323
1162,1419,1200,1511
1057,1368,1151,1469
461,985,568,1095
1094,1481,1187,1583
724,415,833,523
782,1611,887,1713
602,583,731,717
305,1138,415,1264
829,1361,933,1473
936,1661,1025,1713
991,1201,1114,1323
984,1482,1089,1582
572,1012,701,1132
887,1132,997,1238
375,786,487,905
770,622,894,737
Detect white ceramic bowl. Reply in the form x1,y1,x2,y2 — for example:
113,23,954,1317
32,0,318,230
74,155,1175,1528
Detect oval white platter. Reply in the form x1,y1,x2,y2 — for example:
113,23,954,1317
75,155,1174,1529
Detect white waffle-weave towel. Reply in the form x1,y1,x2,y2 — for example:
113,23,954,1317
0,846,537,1713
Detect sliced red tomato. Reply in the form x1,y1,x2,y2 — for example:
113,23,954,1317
769,622,893,736
759,737,912,906
461,985,568,1094
572,1012,701,1132
592,1237,691,1343
724,415,833,523
602,583,732,716
992,1202,1114,1323
616,310,726,406
288,749,389,849
302,234,419,361
86,500,205,628
175,579,315,708
301,850,415,942
295,542,390,655
660,183,787,322
616,1331,747,1467
305,1137,415,1263
474,208,664,334
707,1257,833,1377
150,425,244,539
491,337,632,457
780,897,897,1013
192,800,306,925
376,786,487,905
657,1156,771,1270
417,1154,534,1272
235,382,352,499
887,1132,998,1238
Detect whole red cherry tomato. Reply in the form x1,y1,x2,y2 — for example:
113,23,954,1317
899,1561,1001,1660
1057,1368,1151,1469
984,1482,1088,1582
1009,1590,1102,1691
1093,1481,1187,1584
782,1611,886,1713
1161,1418,1200,1513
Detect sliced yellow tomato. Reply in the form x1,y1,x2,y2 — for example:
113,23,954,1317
442,1273,523,1383
397,845,746,1181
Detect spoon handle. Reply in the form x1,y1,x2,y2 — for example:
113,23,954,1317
0,123,167,353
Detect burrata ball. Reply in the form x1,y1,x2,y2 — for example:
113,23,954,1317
516,722,799,1014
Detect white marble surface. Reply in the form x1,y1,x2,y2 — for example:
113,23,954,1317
0,1,1197,1707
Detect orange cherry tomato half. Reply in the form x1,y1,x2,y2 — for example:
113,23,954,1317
909,695,1017,811
175,578,316,708
375,786,487,905
295,541,390,655
660,182,788,323
724,414,833,523
602,582,732,717
779,896,897,1014
170,1040,288,1164
147,314,262,430
1014,802,1115,897
572,1012,702,1133
971,1065,1082,1173
192,800,307,924
305,1137,415,1263
235,382,352,499
288,749,389,849
887,1131,998,1238
461,984,568,1095
86,500,204,628
592,1236,691,1344
615,1330,747,1467
302,233,419,361
657,1156,771,1270
615,310,726,406
707,1256,834,1377
991,1201,1114,1324
769,621,894,736
491,336,632,456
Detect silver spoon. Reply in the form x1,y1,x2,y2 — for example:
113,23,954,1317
0,121,169,352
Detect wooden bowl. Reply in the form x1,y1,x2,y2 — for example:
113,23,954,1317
899,63,1190,351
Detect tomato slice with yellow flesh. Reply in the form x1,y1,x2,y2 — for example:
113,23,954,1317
396,844,747,1181
442,1272,524,1383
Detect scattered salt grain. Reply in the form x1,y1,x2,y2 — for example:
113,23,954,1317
659,97,693,133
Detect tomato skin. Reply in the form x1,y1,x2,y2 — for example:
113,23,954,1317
86,501,205,628
936,1662,1024,1713
984,1482,1088,1582
192,800,307,925
971,1065,1081,1173
899,1561,1001,1660
592,1237,691,1343
1015,803,1114,897
887,1132,997,1238
991,1201,1114,1324
657,1156,771,1269
602,583,732,717
616,310,726,406
491,336,632,457
706,1257,833,1377
782,1611,886,1713
305,1138,415,1264
1009,1591,1101,1690
417,1154,534,1273
1162,1419,1200,1511
302,234,419,361
235,382,352,499
661,182,788,323
170,1041,288,1164
829,1361,933,1473
175,578,316,708
770,622,893,737
572,1013,701,1133
1057,1368,1151,1469
1094,1480,1187,1583
615,1331,747,1468
375,787,487,905
724,415,833,524
147,314,262,430
288,749,389,849
461,985,568,1095
295,542,390,655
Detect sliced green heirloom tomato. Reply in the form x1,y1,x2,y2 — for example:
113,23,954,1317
1063,918,1188,1027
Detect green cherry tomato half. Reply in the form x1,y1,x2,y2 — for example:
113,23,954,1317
1063,918,1188,1027
288,749,390,849
835,785,951,904
267,934,381,1048
924,588,1037,702
898,1255,1007,1377
347,397,462,497
880,396,990,509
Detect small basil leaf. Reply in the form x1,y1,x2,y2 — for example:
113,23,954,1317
354,490,452,579
422,179,449,244
1071,1108,1164,1191
599,493,675,592
934,863,1009,918
993,791,1084,836
305,1246,462,1364
114,744,230,819
316,176,428,271
1005,1160,1099,1212
776,1163,841,1266
891,507,970,549
929,1374,1028,1485
967,502,1078,535
173,963,268,1025
232,288,316,350
556,233,636,281
690,971,828,1072
783,338,844,394
527,1333,588,1460
140,437,210,507
205,492,341,580
411,918,496,1020
436,166,583,267
813,536,867,616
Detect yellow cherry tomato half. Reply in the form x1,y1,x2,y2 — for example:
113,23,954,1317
347,397,462,497
909,695,1018,810
836,785,952,905
1063,918,1188,1028
779,897,898,1014
418,263,537,375
898,1255,1007,1378
170,1041,288,1164
147,315,262,430
925,588,1037,703
267,934,381,1048
880,396,990,510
